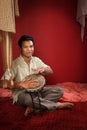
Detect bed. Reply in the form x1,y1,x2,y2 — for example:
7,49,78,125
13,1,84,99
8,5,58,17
1,82,87,102
0,82,87,130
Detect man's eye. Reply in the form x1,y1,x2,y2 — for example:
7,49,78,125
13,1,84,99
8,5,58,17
24,46,28,48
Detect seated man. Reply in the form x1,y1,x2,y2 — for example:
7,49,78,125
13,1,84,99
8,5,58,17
0,35,74,116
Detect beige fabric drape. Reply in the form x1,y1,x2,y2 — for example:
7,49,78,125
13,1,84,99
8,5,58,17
0,0,19,32
76,0,87,42
1,32,12,71
0,31,13,88
0,0,19,88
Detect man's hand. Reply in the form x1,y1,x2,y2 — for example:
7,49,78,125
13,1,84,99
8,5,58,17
19,78,39,89
32,66,53,75
32,67,45,74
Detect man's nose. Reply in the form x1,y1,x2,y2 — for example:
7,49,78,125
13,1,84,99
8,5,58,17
28,47,31,50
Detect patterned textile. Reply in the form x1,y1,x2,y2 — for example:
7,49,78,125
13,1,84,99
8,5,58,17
57,82,87,102
0,0,19,32
1,82,87,102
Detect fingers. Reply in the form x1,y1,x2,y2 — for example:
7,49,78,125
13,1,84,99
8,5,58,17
30,82,39,88
32,68,39,74
32,68,45,74
30,80,39,88
23,79,39,89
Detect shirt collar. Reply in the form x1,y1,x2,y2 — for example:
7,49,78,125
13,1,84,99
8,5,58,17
19,55,33,62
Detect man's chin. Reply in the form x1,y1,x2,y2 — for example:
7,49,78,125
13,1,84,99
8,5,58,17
26,55,32,59
22,54,32,59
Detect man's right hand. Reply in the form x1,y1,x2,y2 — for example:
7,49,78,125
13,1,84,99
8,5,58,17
19,78,39,89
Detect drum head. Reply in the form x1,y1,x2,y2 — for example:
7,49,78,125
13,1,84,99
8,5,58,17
23,74,46,92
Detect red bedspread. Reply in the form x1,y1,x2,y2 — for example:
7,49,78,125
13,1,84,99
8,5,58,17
57,82,87,102
0,88,12,97
0,82,87,102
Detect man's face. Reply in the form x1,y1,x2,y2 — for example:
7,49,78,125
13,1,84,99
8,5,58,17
21,40,34,58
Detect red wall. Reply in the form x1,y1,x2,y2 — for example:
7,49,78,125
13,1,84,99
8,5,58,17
0,0,87,84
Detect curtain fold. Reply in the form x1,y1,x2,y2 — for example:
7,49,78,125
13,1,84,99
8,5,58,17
0,32,13,88
76,0,87,42
0,0,19,88
0,0,19,32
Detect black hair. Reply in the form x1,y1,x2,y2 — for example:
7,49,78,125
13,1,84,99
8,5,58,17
18,35,35,48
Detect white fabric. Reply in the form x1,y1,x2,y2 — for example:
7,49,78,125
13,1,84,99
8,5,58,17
13,55,48,82
76,0,87,41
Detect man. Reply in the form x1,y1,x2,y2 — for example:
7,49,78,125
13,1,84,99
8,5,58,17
0,35,74,116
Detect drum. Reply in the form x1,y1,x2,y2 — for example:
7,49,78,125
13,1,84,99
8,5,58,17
23,74,46,92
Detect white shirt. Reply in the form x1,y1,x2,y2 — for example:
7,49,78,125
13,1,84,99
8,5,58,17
2,55,49,103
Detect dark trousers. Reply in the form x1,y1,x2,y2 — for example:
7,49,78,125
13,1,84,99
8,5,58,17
17,86,63,111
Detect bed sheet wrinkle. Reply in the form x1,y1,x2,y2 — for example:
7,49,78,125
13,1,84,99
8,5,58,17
57,82,87,102
0,88,12,97
0,82,87,102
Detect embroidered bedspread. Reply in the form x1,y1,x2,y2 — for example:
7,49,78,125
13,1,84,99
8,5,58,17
0,82,87,102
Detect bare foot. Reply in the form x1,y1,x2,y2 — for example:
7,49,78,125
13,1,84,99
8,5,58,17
57,102,74,109
24,107,33,117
